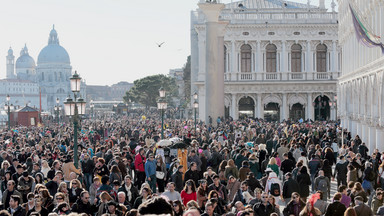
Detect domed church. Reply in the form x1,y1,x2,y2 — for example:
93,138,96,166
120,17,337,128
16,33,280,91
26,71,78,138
5,25,85,110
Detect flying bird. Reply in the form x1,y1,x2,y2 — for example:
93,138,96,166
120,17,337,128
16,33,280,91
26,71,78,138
156,42,165,47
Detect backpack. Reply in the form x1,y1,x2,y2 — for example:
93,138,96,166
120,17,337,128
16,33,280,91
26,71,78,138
317,178,328,192
270,183,280,196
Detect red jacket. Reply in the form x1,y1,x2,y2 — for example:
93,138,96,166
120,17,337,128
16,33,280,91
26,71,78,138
134,153,146,172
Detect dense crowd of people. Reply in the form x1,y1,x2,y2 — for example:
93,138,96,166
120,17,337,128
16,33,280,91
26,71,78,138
0,113,382,216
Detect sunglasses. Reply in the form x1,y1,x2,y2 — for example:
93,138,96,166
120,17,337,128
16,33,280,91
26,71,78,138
57,197,63,200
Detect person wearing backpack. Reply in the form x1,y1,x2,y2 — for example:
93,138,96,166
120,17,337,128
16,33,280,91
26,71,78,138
265,171,283,203
314,170,330,201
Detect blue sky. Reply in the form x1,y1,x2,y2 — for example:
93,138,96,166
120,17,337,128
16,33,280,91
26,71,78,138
0,0,336,85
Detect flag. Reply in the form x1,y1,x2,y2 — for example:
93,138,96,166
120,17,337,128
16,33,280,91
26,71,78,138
350,4,384,54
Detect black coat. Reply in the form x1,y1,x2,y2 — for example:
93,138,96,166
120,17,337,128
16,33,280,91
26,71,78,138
282,178,300,199
325,201,346,216
281,159,295,175
172,171,184,192
71,199,98,215
253,202,274,216
334,160,348,180
7,206,26,216
184,169,200,186
296,172,311,198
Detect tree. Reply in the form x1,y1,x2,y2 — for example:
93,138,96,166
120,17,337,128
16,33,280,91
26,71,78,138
123,74,177,110
183,55,191,107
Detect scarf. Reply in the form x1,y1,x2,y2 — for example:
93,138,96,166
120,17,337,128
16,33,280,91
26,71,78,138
125,184,132,201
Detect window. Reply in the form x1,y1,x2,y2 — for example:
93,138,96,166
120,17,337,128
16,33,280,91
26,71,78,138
266,44,277,72
240,44,252,72
291,44,302,72
316,44,327,72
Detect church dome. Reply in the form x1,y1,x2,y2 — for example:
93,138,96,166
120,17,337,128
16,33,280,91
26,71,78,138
37,25,70,65
15,45,36,69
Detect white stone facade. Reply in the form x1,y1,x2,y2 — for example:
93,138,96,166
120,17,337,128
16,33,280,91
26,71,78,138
0,79,47,110
338,0,384,151
191,0,339,122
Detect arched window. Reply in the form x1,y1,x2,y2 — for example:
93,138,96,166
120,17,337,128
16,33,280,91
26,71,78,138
266,44,277,72
316,44,327,72
291,44,302,72
241,44,252,72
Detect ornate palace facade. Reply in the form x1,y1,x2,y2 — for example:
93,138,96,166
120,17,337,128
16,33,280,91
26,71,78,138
191,0,339,122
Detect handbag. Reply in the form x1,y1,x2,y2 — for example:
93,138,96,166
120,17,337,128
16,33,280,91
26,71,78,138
156,171,165,179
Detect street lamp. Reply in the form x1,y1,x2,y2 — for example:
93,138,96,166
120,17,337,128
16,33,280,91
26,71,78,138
157,87,167,139
193,99,199,135
90,100,94,118
5,95,10,130
193,92,198,100
64,71,86,168
55,98,61,123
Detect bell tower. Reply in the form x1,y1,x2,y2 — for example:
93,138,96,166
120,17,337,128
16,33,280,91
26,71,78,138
6,47,15,79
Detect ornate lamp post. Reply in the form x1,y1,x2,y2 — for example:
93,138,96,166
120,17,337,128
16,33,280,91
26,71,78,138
90,100,94,118
5,95,10,130
55,98,61,123
64,71,86,168
193,92,198,135
157,87,167,139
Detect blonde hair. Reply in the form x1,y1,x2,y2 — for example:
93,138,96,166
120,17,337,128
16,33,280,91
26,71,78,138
70,179,82,189
99,191,113,201
269,157,277,165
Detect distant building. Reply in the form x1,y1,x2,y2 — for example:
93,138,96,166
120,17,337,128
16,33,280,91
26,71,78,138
169,68,185,107
110,82,133,100
86,81,133,102
2,26,85,111
0,79,46,110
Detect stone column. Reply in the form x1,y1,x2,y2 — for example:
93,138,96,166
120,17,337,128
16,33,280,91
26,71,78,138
368,126,376,153
332,40,337,73
281,41,287,80
307,93,313,121
376,128,384,152
256,41,261,72
361,123,368,143
197,34,206,81
257,94,262,119
231,40,236,77
356,121,362,137
198,2,227,125
306,41,313,79
231,93,237,120
282,93,288,121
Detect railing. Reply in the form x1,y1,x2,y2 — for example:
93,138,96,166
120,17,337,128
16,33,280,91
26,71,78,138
223,71,340,82
218,10,337,24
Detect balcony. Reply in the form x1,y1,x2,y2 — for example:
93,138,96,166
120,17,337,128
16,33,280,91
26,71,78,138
224,71,340,82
